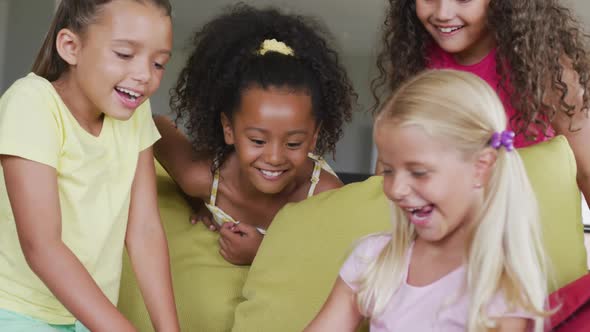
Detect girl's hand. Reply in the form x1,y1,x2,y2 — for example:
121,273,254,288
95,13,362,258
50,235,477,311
218,222,263,265
181,193,219,231
189,205,219,232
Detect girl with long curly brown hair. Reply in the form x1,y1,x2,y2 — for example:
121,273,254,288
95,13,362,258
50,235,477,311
153,3,356,266
373,0,590,207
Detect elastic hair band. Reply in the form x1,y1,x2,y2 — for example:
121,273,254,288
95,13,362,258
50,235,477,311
490,130,515,151
257,39,295,56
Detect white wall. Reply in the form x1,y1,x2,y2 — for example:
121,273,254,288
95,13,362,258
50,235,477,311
324,55,376,173
0,0,54,94
0,0,10,93
569,0,590,26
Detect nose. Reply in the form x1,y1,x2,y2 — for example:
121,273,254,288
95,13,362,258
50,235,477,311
433,0,454,22
263,142,286,166
131,58,152,84
385,173,412,202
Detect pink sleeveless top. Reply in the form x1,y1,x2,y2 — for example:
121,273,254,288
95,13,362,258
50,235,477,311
427,46,553,148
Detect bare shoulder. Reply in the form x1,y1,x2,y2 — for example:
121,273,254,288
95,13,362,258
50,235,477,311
313,168,343,195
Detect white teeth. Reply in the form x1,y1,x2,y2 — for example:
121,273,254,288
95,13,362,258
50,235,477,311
406,207,422,213
439,26,461,33
261,170,283,177
116,87,141,98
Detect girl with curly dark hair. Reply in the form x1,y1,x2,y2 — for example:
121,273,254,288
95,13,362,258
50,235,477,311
153,3,356,265
373,0,590,207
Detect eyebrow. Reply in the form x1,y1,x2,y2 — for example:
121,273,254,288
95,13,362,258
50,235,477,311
112,39,172,56
405,162,429,168
245,127,309,135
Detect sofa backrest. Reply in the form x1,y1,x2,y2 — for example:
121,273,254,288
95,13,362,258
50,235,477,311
232,135,588,332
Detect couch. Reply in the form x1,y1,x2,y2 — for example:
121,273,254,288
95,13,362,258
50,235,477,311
118,135,588,332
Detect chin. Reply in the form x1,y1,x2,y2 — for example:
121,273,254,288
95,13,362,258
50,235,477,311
438,43,468,54
259,185,285,195
107,109,136,121
253,180,288,195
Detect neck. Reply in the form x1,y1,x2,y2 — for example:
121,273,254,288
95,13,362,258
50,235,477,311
452,33,497,66
52,71,104,136
415,217,476,265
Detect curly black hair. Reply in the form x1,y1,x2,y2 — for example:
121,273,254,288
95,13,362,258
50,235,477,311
372,0,590,141
171,3,357,170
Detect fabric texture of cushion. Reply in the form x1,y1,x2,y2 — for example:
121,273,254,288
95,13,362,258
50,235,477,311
548,273,590,331
231,135,587,332
118,161,248,332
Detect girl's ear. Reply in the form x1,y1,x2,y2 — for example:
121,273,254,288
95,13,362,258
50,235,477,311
473,147,497,189
220,113,235,145
55,28,82,66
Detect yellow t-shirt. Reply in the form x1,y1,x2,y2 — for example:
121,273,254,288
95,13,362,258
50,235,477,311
0,73,160,324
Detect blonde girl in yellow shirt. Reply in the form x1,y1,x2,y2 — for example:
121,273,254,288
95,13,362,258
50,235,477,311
0,1,179,331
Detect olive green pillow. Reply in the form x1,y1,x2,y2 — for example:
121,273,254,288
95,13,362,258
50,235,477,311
231,135,587,332
118,161,248,332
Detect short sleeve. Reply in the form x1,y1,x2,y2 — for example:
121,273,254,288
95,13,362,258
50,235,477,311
339,235,391,292
0,78,61,168
487,292,536,321
134,99,161,151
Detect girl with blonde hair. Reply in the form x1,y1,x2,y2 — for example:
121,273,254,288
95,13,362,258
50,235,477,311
306,69,550,331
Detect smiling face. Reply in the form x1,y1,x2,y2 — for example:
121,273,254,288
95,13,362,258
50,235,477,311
375,121,483,242
61,0,173,120
416,0,494,65
222,86,319,195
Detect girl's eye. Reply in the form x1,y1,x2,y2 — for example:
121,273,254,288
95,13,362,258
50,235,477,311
411,171,427,178
250,138,265,146
381,169,393,176
114,51,132,59
287,142,302,149
154,62,165,70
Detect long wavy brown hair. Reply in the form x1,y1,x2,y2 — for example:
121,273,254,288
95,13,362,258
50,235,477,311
372,0,590,139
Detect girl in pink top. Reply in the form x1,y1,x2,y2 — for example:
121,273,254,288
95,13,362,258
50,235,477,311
372,0,590,205
306,70,550,332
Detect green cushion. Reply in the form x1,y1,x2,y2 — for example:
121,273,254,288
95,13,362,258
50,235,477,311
519,135,587,287
231,135,587,332
118,162,248,332
232,176,390,332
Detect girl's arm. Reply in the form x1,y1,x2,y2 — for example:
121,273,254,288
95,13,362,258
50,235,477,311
1,155,136,332
493,317,529,331
548,61,590,207
304,277,363,332
153,115,211,198
125,147,180,332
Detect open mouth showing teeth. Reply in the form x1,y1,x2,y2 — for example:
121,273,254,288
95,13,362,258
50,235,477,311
405,204,435,223
115,87,142,101
438,26,463,33
259,169,285,178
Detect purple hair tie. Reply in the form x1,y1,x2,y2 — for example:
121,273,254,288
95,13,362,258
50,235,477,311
490,130,515,151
